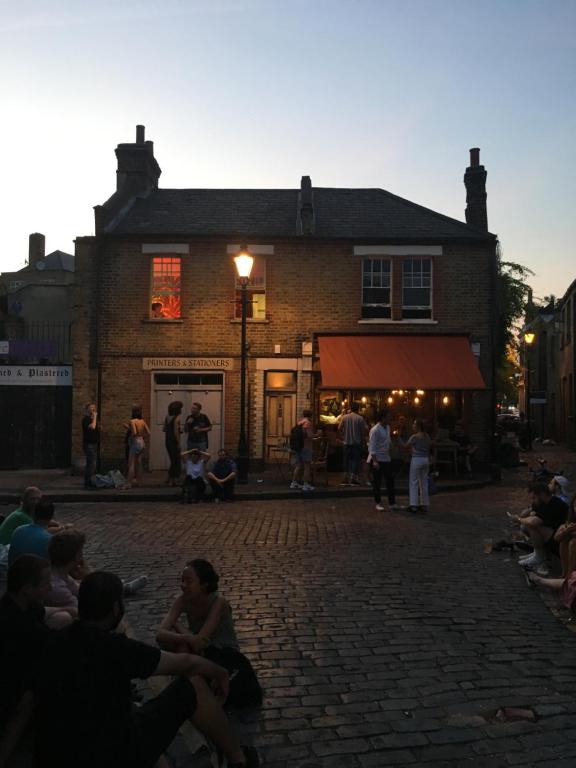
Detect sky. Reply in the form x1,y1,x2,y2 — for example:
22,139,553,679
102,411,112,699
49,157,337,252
1,0,575,301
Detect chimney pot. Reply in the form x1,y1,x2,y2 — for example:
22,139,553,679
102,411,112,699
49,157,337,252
469,147,480,167
136,125,145,144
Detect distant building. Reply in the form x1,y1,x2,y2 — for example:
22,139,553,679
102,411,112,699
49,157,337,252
557,280,576,444
72,126,497,473
0,234,74,469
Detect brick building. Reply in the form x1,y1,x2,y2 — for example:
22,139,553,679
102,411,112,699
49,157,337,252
72,127,497,472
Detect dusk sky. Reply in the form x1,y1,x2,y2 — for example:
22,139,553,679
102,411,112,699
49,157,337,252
1,0,575,300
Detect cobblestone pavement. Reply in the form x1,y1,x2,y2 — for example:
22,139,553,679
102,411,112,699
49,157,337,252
50,457,576,768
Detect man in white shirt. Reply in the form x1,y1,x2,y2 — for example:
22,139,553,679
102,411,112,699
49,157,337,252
338,402,368,486
368,410,398,512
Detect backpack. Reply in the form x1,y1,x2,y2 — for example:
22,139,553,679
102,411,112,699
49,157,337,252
289,423,305,452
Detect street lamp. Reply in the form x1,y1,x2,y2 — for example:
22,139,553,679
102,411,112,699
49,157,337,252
523,330,535,451
234,246,254,483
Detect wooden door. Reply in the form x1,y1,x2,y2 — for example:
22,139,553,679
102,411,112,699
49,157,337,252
265,394,295,460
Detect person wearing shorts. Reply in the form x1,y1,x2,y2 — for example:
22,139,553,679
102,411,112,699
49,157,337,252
34,571,258,768
126,406,150,487
290,409,315,492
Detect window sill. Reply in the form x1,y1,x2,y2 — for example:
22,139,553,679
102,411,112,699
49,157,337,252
142,318,186,324
229,319,270,324
358,318,438,325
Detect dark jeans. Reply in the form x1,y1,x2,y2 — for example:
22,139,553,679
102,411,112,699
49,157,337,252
343,443,363,476
371,461,396,505
182,476,205,503
209,478,235,501
83,443,97,488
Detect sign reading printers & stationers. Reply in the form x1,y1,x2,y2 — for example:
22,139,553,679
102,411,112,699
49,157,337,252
0,366,73,386
142,358,235,371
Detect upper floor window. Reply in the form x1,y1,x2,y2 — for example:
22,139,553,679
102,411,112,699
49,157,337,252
235,256,266,319
361,258,391,318
403,258,432,319
8,280,25,291
150,256,181,319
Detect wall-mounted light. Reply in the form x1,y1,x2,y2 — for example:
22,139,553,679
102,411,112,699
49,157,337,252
416,389,425,396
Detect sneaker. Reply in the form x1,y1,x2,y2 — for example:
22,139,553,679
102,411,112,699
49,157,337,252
390,503,403,511
290,481,302,490
340,479,351,486
302,483,315,492
349,479,361,486
123,575,148,596
375,504,385,511
534,562,550,576
518,551,536,564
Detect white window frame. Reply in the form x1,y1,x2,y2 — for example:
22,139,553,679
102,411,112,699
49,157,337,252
361,257,392,318
402,257,433,319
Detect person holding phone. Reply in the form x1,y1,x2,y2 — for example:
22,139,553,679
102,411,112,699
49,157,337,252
81,404,99,489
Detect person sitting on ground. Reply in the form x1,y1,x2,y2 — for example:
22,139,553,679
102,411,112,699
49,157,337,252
549,475,571,505
0,555,53,766
8,501,57,567
45,530,87,621
450,420,477,475
511,482,569,573
552,495,576,578
157,559,262,709
0,487,63,550
207,449,237,502
181,448,211,503
33,571,258,768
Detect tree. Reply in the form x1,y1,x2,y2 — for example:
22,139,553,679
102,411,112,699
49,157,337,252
495,244,534,402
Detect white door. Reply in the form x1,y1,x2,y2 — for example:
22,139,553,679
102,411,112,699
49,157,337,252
150,384,223,470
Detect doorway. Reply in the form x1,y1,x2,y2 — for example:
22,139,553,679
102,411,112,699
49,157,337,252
150,373,224,470
264,371,296,460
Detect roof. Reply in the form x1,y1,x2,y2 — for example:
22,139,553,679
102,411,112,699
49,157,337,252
43,250,75,271
107,187,495,241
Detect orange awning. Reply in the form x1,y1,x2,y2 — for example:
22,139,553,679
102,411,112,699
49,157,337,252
318,335,486,390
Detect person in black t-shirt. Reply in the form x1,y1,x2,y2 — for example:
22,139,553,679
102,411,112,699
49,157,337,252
34,571,258,768
81,403,99,489
185,402,212,451
513,482,568,571
0,555,52,765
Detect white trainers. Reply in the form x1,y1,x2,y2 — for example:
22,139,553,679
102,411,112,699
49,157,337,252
535,562,550,576
290,481,302,490
302,483,315,492
518,551,537,564
375,504,385,511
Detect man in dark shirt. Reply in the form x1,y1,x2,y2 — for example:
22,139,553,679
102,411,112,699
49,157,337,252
82,403,99,489
207,449,237,501
185,402,212,451
34,571,258,768
514,482,568,572
0,555,52,765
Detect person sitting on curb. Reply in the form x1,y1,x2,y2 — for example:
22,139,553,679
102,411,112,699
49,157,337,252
33,571,259,768
511,482,569,574
8,501,57,567
0,487,65,550
181,448,211,504
0,555,53,766
552,496,576,578
207,450,237,502
157,559,262,710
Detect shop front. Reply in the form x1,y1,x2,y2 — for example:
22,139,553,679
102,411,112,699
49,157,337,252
316,335,487,466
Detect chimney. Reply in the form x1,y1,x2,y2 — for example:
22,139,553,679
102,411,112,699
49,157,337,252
298,175,315,235
464,147,488,231
114,124,161,198
28,233,45,265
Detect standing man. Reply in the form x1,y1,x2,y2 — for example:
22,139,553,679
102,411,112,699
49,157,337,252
368,410,398,512
338,402,368,486
290,409,316,492
82,403,99,489
185,402,212,452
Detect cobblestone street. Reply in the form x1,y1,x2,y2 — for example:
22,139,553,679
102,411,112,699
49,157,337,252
52,465,576,768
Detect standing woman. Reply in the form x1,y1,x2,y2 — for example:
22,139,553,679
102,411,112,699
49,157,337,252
405,419,432,513
164,400,183,486
126,406,151,486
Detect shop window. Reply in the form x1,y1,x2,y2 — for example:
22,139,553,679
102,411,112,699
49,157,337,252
402,258,432,319
361,258,391,318
235,257,266,319
150,257,181,319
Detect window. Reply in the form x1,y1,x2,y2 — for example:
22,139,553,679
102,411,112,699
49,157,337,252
8,280,25,291
235,257,266,319
402,258,432,319
361,258,391,318
150,257,181,319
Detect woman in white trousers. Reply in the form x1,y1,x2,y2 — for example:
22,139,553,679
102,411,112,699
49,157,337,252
405,419,432,513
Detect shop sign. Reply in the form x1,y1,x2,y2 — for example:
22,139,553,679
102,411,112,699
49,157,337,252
142,357,235,371
0,365,73,386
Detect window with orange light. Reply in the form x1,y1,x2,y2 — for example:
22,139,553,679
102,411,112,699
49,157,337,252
234,257,266,320
150,257,181,319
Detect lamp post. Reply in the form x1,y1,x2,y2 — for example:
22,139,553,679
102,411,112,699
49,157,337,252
234,246,254,484
524,331,535,451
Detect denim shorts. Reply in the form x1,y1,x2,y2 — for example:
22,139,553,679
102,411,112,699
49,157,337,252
292,447,313,464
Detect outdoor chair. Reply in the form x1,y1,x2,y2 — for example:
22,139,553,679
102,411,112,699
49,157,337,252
311,437,329,486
